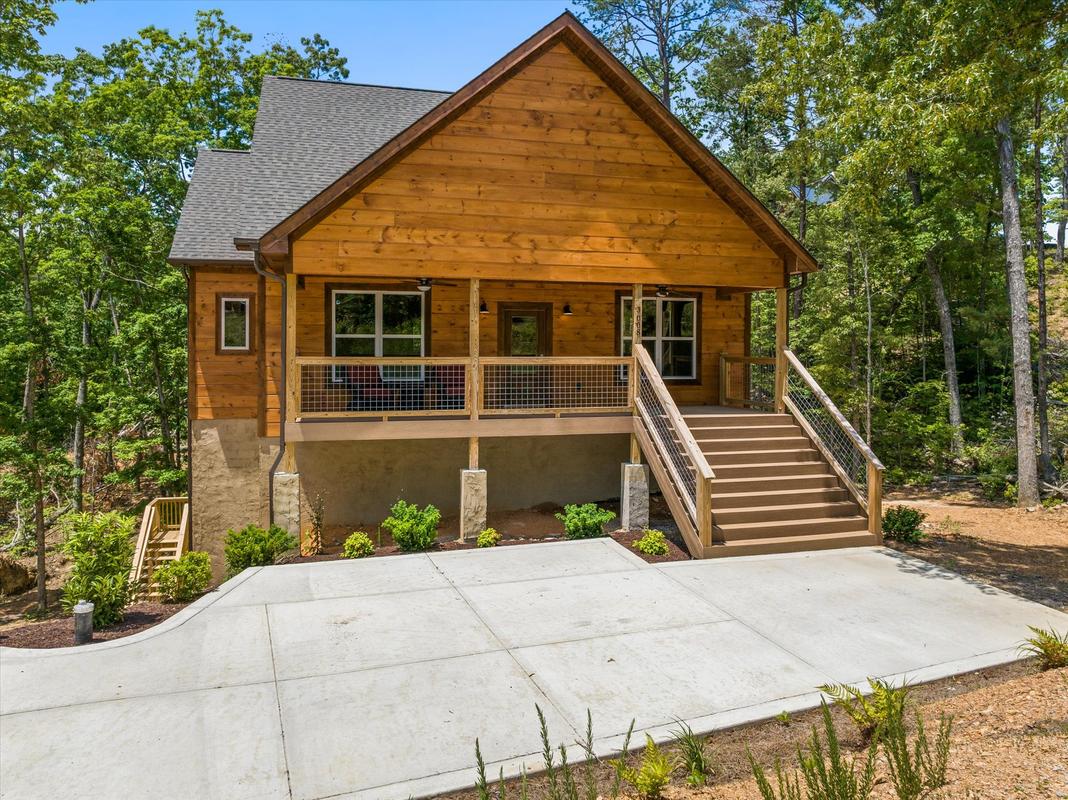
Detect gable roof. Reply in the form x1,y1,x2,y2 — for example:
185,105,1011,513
168,78,449,265
254,12,817,273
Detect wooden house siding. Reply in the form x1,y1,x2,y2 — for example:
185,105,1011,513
291,43,785,288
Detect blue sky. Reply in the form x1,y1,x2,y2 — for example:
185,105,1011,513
44,0,570,90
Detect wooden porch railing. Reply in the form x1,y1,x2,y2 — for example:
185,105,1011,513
632,344,715,553
780,349,884,537
130,496,189,589
719,353,776,410
294,356,632,419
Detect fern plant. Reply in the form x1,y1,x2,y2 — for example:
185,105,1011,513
614,735,674,799
819,677,910,742
1018,626,1068,670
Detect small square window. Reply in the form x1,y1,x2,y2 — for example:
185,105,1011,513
218,295,252,353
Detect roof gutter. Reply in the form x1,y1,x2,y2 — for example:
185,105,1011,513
251,248,287,526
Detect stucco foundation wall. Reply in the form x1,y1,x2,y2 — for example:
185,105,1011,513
295,434,630,528
190,419,279,578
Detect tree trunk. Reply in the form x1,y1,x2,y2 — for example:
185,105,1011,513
73,288,103,511
906,169,964,457
16,215,47,612
1058,133,1067,269
1033,99,1052,480
995,117,1039,507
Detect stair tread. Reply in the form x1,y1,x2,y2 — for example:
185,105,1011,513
714,501,858,515
712,461,830,470
710,474,837,485
709,531,877,549
710,486,846,499
714,515,866,532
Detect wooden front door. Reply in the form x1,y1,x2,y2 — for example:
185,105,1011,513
498,303,553,356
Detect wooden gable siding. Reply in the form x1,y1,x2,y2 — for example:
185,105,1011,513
191,269,262,421
292,43,784,288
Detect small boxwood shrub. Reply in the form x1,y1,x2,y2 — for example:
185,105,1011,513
341,531,375,559
153,552,212,603
633,529,669,556
381,500,441,551
555,503,616,539
476,528,501,548
882,505,927,543
59,511,135,627
224,524,297,576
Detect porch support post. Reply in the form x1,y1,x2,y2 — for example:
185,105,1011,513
460,468,487,543
629,283,643,463
468,278,480,470
774,286,788,413
283,271,298,472
620,462,649,531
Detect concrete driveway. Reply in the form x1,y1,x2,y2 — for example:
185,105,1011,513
2,540,1064,800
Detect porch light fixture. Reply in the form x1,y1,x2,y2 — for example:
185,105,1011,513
656,285,670,298
562,304,573,316
479,300,488,314
417,278,432,292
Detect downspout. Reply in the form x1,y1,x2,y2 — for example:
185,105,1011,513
253,249,286,526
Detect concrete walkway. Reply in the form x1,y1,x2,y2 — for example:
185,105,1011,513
2,541,1064,800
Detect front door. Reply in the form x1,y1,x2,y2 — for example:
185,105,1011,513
498,303,552,356
497,303,553,408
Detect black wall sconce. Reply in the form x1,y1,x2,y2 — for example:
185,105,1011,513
562,303,573,316
479,300,489,314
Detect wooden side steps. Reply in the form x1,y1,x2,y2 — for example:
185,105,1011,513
130,497,189,600
684,412,879,557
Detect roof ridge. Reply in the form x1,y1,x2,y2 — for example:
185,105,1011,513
205,148,250,154
267,74,453,94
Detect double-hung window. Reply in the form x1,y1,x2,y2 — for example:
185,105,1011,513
620,296,697,380
331,289,424,380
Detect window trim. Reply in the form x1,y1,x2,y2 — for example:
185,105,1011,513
616,292,702,384
216,293,254,355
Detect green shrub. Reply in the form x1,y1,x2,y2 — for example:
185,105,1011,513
381,500,441,551
881,698,952,800
881,506,926,544
59,511,135,627
476,528,501,548
1019,626,1068,670
819,677,910,743
633,529,669,556
224,524,297,576
615,734,674,799
555,503,616,539
750,703,877,800
341,531,375,559
671,718,715,786
153,552,212,603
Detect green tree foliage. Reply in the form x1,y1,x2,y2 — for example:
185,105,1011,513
0,4,347,609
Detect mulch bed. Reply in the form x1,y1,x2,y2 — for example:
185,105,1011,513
0,602,188,650
279,529,691,566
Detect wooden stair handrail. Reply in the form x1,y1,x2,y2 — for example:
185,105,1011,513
130,496,189,592
781,350,884,539
632,345,715,550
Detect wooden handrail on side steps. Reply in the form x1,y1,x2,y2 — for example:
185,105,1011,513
631,345,715,555
130,496,190,593
780,349,885,539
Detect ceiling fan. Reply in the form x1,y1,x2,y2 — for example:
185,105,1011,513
404,277,458,292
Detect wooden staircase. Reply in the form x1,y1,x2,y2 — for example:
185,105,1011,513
631,344,884,560
130,497,190,600
685,412,877,556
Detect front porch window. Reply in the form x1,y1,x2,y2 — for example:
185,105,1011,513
621,296,696,379
331,289,424,380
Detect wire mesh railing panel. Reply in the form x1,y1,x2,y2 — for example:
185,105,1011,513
721,355,775,409
636,363,697,522
481,361,630,413
786,366,868,496
299,361,468,416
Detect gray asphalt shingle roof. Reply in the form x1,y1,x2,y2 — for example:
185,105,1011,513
169,76,451,264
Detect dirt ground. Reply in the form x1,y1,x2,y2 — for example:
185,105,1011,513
439,661,1067,800
0,602,187,649
883,488,1068,612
